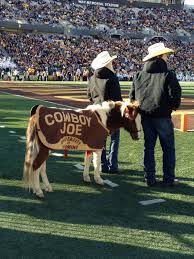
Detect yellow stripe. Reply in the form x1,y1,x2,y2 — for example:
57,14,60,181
54,96,88,102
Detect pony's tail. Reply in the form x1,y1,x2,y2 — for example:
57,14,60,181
23,115,39,190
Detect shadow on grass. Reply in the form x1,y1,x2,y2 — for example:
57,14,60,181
1,182,194,232
2,228,193,259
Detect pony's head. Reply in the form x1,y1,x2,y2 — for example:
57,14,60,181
106,101,140,140
120,101,140,140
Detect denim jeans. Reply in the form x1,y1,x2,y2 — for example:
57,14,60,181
141,116,175,184
101,129,120,172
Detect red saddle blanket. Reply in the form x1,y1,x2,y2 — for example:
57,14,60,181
36,105,109,150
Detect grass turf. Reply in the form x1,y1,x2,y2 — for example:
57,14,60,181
0,92,194,258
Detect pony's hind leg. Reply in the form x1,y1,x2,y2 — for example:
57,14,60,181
33,167,44,198
40,161,53,192
93,150,104,185
83,151,92,183
33,142,49,198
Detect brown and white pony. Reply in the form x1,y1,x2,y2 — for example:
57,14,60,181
23,101,140,198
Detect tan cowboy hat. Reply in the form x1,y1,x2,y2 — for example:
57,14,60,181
143,42,174,62
91,51,117,70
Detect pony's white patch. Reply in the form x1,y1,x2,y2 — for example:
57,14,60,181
86,101,115,126
50,152,63,157
0,125,5,128
102,101,115,110
74,164,85,170
9,130,16,134
86,103,102,112
139,199,166,205
103,179,119,188
97,109,108,126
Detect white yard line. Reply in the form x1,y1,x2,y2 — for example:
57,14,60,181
139,199,166,205
74,164,85,170
8,130,16,134
0,90,77,109
103,179,119,188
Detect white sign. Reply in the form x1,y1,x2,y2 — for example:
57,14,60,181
77,0,119,8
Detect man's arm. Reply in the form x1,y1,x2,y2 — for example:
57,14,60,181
167,71,182,110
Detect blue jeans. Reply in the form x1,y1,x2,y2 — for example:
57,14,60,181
141,117,175,184
101,129,120,172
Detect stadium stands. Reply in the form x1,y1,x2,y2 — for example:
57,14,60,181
0,1,192,34
0,1,193,81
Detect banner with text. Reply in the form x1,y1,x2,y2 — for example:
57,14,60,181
75,0,127,8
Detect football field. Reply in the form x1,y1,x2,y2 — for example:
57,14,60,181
0,81,194,258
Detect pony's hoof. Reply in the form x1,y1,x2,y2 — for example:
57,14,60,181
45,185,53,192
94,178,104,185
83,175,91,183
36,192,44,199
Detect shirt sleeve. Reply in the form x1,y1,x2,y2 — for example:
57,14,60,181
166,71,182,110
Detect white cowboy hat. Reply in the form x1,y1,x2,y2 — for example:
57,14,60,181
91,51,117,70
143,42,174,62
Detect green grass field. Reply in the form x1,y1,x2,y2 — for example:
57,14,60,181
1,92,194,258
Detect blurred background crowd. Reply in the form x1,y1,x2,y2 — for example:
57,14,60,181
0,1,192,33
0,0,193,81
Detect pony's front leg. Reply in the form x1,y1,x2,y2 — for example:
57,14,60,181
33,167,44,198
40,161,53,192
83,151,92,183
93,150,104,185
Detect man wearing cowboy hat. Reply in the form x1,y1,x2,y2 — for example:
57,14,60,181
87,51,122,174
130,42,181,187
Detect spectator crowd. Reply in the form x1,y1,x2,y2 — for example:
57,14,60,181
0,1,193,81
0,32,193,81
0,1,193,34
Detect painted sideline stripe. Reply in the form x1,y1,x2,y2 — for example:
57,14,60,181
0,91,77,109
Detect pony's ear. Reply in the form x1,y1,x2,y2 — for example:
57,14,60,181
121,101,139,118
124,106,138,120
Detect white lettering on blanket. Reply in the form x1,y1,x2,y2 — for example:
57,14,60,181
44,112,92,136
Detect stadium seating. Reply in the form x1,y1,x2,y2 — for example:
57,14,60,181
0,1,192,34
0,1,193,80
